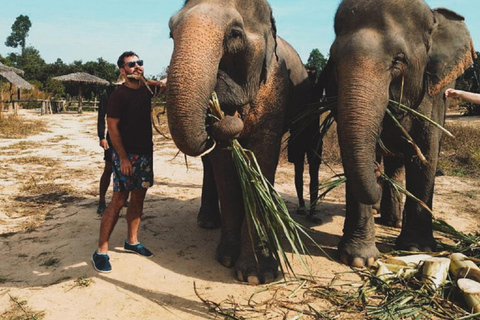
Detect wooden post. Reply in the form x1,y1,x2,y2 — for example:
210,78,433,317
78,85,83,114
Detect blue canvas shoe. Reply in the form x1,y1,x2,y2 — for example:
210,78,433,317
124,241,153,258
97,202,107,214
92,251,112,273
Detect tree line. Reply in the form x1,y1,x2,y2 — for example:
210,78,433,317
1,14,479,113
1,15,118,101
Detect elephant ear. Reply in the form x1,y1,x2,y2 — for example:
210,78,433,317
426,8,477,95
261,9,278,83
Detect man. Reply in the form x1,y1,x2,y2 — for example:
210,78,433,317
96,76,128,215
96,85,115,214
92,51,166,273
287,67,323,224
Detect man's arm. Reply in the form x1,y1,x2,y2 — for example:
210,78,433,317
107,117,132,176
445,88,480,104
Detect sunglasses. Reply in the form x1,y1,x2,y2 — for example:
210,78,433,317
123,59,144,68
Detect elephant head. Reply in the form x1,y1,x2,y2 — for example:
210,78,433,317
328,0,475,205
166,0,277,156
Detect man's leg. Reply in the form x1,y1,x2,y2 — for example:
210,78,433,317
125,188,147,245
308,162,322,224
99,160,113,203
97,190,128,253
294,161,306,215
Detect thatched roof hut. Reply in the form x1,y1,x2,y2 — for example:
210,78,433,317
52,72,110,85
0,62,34,90
52,72,110,113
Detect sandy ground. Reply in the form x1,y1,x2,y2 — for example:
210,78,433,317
0,109,479,319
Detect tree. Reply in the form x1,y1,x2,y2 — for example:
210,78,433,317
5,15,32,57
7,46,46,82
306,49,327,71
305,49,327,84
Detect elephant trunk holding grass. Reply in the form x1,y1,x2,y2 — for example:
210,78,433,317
323,0,476,267
166,0,310,284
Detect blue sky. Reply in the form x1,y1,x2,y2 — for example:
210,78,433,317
0,0,478,77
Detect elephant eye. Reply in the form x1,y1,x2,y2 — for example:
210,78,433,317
229,28,244,40
392,53,407,65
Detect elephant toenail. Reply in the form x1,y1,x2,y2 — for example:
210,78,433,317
351,257,365,267
366,257,375,266
247,275,260,285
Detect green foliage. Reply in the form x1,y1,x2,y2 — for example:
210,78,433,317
5,15,32,56
7,46,46,82
305,48,327,84
455,51,480,116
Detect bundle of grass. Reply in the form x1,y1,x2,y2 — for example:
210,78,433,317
208,92,327,278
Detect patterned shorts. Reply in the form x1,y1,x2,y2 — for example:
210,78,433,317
112,150,154,192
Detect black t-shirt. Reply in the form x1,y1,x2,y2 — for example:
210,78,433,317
107,84,153,155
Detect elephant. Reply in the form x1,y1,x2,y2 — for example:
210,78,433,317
320,0,476,267
166,0,310,284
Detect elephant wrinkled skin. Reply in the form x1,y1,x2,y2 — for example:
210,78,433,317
166,0,310,284
321,0,476,267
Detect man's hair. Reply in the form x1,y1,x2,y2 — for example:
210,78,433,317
117,51,138,68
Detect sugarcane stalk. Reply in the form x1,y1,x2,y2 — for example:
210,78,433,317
389,100,454,138
458,278,480,314
421,257,451,290
386,108,428,164
450,253,480,282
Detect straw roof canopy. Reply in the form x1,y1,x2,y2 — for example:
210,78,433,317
52,72,110,85
0,62,34,90
0,62,25,75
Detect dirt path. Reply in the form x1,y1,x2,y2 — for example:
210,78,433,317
0,109,479,319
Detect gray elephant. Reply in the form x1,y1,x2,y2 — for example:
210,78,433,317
166,0,310,284
321,0,476,267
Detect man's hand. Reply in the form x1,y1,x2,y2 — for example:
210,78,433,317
100,139,109,150
120,157,133,176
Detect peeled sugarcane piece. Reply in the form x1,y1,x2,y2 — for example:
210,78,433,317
376,261,395,280
450,253,480,282
385,254,432,267
458,278,480,313
421,257,451,290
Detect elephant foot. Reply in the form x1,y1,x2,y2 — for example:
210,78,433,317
338,237,379,267
197,207,221,229
235,246,279,285
216,241,241,268
395,233,436,252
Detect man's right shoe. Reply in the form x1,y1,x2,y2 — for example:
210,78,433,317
92,251,112,273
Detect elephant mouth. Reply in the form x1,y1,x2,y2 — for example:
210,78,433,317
214,69,250,116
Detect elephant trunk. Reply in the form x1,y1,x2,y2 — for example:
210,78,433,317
336,58,389,205
166,17,224,157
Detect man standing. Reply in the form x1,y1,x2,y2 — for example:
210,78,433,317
92,51,165,273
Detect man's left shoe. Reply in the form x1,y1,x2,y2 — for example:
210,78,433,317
97,202,107,214
123,241,153,258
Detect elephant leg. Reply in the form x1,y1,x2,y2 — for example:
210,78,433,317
234,132,282,284
395,156,437,251
379,157,404,228
197,155,221,229
210,145,245,269
339,180,380,267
